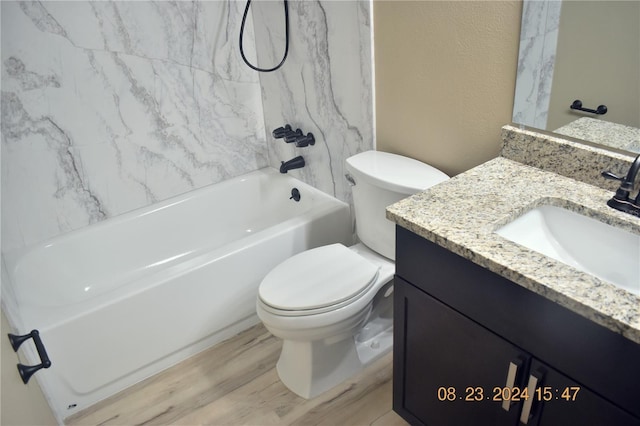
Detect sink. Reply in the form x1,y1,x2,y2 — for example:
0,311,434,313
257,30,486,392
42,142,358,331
496,205,640,296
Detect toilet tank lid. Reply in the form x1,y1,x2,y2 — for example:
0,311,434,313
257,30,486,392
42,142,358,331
346,151,449,195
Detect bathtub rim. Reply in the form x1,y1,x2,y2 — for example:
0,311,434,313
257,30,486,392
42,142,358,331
1,167,350,332
2,167,341,269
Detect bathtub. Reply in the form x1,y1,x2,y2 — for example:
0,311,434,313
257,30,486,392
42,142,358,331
1,167,351,422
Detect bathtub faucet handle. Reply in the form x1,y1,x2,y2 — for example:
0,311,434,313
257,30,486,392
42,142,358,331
284,129,303,143
274,125,315,147
272,124,292,139
295,133,315,147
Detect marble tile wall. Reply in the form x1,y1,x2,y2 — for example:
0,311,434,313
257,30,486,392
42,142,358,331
512,0,561,129
1,0,374,254
1,1,267,253
251,0,374,204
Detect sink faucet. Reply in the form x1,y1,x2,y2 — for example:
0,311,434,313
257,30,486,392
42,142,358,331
280,156,305,174
602,153,640,217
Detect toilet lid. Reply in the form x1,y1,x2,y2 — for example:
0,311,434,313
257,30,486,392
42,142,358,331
259,244,380,312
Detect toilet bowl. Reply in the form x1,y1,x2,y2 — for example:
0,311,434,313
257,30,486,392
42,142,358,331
256,150,449,398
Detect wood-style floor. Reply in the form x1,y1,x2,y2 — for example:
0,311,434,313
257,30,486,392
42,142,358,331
66,324,408,426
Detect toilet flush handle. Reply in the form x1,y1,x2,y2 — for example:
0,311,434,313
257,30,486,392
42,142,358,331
345,173,356,186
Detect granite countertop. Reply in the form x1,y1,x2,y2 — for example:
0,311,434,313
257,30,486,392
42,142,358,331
387,156,640,344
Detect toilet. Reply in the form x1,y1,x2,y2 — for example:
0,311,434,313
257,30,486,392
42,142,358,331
256,150,449,398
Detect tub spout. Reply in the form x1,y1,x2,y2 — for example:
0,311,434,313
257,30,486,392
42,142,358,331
280,156,305,173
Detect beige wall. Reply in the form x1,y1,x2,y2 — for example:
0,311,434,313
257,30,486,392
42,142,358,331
547,1,639,131
374,0,523,176
1,310,57,425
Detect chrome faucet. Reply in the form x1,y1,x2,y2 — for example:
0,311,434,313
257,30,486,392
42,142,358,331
602,153,640,217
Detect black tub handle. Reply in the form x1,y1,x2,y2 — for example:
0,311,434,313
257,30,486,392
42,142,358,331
8,330,52,384
570,99,608,115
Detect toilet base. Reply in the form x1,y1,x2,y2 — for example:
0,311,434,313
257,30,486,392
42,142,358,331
277,337,362,399
275,316,393,399
273,280,395,399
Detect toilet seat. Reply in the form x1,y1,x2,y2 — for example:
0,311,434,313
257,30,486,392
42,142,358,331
258,244,380,316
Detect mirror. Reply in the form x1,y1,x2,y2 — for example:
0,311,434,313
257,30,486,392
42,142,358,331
513,0,640,154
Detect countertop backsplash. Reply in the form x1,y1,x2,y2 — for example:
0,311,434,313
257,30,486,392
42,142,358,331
501,124,635,192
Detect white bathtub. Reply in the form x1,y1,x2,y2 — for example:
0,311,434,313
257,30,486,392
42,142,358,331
1,167,351,422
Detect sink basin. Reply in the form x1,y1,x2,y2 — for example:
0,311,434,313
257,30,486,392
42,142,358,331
496,205,640,296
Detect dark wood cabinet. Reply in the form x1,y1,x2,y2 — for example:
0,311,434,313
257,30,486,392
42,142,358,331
393,226,640,426
396,279,526,426
526,359,640,426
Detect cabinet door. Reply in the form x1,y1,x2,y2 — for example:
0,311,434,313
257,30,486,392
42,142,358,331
394,277,529,426
521,360,640,426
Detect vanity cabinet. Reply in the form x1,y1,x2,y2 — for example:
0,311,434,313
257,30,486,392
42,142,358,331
393,226,640,426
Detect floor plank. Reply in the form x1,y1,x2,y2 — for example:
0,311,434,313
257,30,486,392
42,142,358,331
67,324,407,426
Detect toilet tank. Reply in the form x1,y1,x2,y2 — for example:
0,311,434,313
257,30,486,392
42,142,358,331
345,151,449,260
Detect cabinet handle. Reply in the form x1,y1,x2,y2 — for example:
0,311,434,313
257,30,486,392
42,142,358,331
519,374,539,424
502,361,519,411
